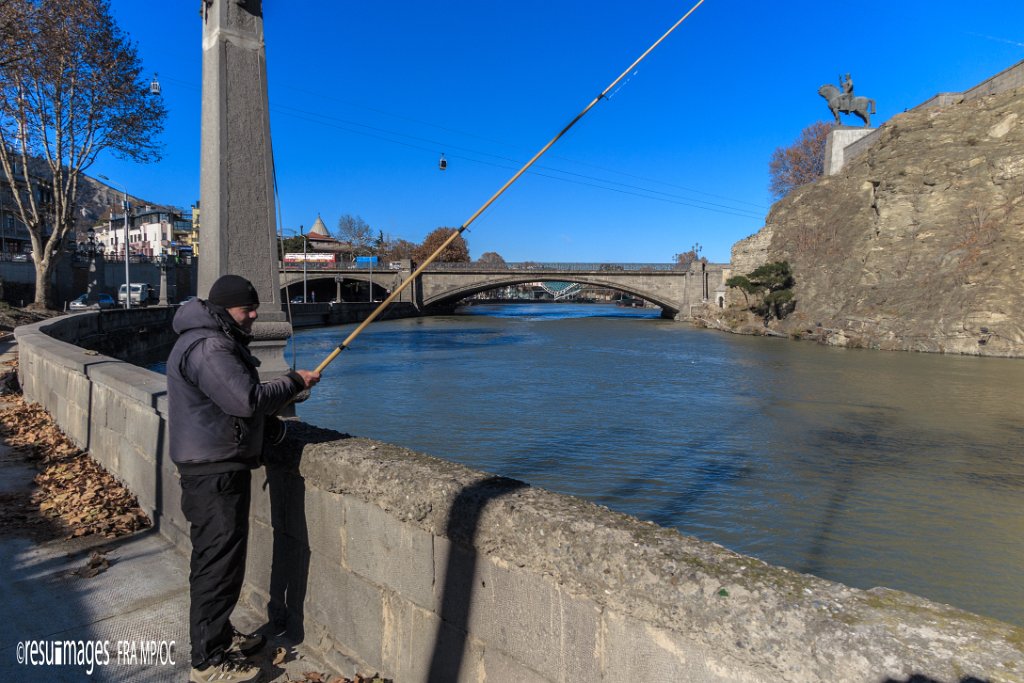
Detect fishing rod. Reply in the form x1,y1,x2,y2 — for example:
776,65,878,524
314,0,706,375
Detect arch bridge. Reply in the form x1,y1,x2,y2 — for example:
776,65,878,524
278,261,727,318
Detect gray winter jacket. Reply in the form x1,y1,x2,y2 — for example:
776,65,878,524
166,299,304,474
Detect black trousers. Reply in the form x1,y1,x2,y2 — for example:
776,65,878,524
180,470,252,668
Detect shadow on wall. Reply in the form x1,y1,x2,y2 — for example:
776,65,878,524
257,421,528,682
267,459,310,640
427,475,527,682
263,420,351,641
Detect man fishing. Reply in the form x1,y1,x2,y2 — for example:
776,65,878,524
166,274,320,683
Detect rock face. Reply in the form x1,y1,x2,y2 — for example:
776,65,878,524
729,86,1024,356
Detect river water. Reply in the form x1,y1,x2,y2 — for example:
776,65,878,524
287,303,1024,627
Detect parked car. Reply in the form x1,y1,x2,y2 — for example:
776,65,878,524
290,296,305,304
69,293,116,311
118,282,155,306
11,253,29,262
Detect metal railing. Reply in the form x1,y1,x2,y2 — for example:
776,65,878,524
279,261,688,273
423,262,682,273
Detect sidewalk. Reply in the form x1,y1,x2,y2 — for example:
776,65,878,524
0,527,342,682
0,340,355,683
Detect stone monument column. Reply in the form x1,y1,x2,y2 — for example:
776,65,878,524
200,0,291,380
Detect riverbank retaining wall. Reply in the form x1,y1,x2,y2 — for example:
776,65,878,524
14,312,1024,682
287,301,419,328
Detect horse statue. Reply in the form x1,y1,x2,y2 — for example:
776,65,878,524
818,83,876,127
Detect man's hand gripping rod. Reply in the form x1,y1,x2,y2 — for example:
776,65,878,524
313,0,705,375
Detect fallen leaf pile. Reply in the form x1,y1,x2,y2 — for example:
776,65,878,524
0,395,151,539
270,647,392,683
0,396,83,462
287,673,390,683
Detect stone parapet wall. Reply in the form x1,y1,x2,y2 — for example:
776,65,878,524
15,315,1024,682
916,92,963,110
250,426,1024,682
287,301,419,329
963,58,1024,101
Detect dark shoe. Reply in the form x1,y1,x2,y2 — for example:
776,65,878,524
190,653,260,682
227,626,266,657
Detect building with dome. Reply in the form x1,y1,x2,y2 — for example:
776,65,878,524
304,214,355,257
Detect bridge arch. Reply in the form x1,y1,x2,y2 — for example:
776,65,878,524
279,271,396,303
422,276,681,317
275,262,726,319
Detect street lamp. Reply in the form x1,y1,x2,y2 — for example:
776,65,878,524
79,227,105,304
299,224,307,303
98,175,131,309
156,246,169,306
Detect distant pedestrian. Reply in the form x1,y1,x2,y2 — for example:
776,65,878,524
167,274,320,683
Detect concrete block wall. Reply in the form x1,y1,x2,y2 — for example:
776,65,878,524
16,315,1024,682
824,127,877,175
962,58,1024,101
245,423,1024,683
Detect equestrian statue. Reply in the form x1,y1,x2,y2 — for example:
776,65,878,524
818,73,876,127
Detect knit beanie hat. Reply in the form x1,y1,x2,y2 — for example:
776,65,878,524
207,274,259,308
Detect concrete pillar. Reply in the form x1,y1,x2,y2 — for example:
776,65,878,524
824,127,876,175
86,253,103,304
158,261,168,306
396,259,420,307
200,0,291,379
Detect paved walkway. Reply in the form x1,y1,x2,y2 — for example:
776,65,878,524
0,340,357,683
0,527,347,682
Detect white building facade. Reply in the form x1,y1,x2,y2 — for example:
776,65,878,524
93,206,192,259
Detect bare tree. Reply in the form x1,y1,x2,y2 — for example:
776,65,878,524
413,227,470,264
380,236,416,262
0,0,28,71
768,121,833,200
673,242,703,269
477,251,505,265
0,0,165,308
335,214,373,254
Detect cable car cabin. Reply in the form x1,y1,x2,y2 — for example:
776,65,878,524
438,154,447,171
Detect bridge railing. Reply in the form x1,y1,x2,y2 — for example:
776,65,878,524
278,261,713,273
279,262,398,272
422,262,682,272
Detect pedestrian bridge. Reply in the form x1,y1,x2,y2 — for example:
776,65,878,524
279,261,728,319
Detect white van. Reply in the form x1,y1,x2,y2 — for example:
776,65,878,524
118,282,155,306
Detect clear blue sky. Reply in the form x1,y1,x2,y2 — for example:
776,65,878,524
92,1,1024,264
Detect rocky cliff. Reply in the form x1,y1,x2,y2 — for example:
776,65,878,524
726,85,1024,357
